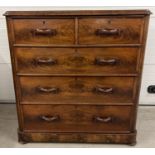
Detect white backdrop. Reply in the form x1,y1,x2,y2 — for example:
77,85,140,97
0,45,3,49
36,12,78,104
0,6,155,104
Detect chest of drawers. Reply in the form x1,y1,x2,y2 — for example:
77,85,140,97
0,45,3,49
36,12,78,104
4,10,151,145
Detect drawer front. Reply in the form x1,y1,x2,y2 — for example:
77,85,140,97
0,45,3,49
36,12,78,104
19,76,135,104
15,47,139,74
13,19,75,45
79,17,144,44
22,105,132,132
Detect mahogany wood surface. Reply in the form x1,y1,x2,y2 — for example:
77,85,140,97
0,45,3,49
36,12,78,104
4,10,151,145
19,76,135,104
78,17,144,44
14,47,139,75
13,19,75,45
22,105,132,132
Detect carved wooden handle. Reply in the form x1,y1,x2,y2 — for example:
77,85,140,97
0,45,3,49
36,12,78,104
36,57,57,65
95,58,117,65
33,28,57,36
38,87,59,94
41,115,60,122
95,28,120,35
93,87,113,94
93,116,112,123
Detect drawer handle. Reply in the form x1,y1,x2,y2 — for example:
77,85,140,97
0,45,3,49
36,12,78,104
33,28,57,36
36,58,57,65
95,28,120,36
41,115,60,122
93,116,112,123
95,58,117,65
93,87,113,94
38,87,59,94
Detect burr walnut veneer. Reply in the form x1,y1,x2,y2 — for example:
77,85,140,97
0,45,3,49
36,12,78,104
4,10,151,145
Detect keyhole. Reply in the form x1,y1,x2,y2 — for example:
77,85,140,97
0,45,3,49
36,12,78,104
42,21,46,25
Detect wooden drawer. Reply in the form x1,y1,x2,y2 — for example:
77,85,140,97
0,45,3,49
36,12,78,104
19,76,135,104
12,19,75,45
22,105,132,132
15,47,139,75
79,17,144,44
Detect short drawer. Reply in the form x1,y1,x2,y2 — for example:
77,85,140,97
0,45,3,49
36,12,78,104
12,19,75,45
14,47,139,75
79,17,144,44
22,105,132,132
19,76,135,104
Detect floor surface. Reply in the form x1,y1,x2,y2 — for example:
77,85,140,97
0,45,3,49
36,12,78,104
0,104,155,148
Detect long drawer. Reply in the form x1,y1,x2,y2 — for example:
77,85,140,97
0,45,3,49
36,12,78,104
22,105,132,132
14,47,139,75
19,76,135,104
79,17,144,44
12,19,75,45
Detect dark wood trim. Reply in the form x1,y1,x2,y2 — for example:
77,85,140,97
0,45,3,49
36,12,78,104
16,73,139,77
1,102,155,106
131,15,151,132
13,44,142,48
75,17,78,45
5,17,24,130
4,10,151,16
22,130,131,134
18,129,137,145
20,102,134,106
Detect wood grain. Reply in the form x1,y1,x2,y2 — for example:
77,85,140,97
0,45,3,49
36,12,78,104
13,19,75,45
79,17,144,44
18,130,136,145
14,47,139,75
19,76,135,104
22,105,132,132
4,10,150,144
4,10,151,16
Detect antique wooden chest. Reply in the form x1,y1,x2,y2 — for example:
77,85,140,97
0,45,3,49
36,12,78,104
4,10,151,145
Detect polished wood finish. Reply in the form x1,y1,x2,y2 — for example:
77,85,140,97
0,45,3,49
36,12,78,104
19,76,135,104
4,10,151,16
4,10,151,145
13,19,75,45
79,18,143,44
22,105,132,132
18,130,136,144
14,47,139,74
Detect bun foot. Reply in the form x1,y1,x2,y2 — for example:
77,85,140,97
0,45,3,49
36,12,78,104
128,141,136,146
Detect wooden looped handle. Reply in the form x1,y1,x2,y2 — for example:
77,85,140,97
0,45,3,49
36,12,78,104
33,28,57,36
38,86,59,94
95,58,117,65
93,116,112,123
95,28,120,35
41,115,60,122
36,57,57,65
93,87,113,94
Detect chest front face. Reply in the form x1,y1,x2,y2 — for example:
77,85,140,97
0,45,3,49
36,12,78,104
4,10,151,145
